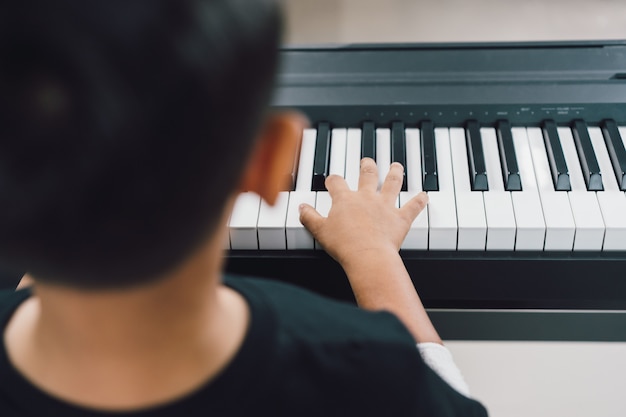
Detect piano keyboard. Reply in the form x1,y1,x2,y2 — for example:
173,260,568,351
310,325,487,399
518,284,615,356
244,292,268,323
224,41,626,321
228,119,626,252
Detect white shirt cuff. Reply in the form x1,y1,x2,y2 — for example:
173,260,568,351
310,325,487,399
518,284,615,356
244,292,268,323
417,342,471,397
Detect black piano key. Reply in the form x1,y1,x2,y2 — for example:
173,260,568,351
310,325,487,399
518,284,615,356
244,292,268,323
542,120,571,191
420,120,438,191
361,121,376,161
465,120,489,191
312,122,331,191
391,121,407,191
571,120,603,191
496,120,522,191
601,119,626,191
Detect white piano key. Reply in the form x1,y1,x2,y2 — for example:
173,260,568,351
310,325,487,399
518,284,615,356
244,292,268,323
314,192,333,250
375,127,401,206
510,128,546,250
257,191,290,250
288,130,302,191
567,192,605,250
405,128,422,193
329,128,348,177
617,125,626,188
558,127,605,251
229,192,261,250
315,192,333,217
527,127,575,250
588,126,626,250
449,127,486,250
481,128,516,250
286,191,316,249
400,193,429,250
401,128,428,250
481,128,506,193
295,128,317,192
345,128,362,191
376,128,391,188
619,126,626,150
596,192,626,250
428,128,457,250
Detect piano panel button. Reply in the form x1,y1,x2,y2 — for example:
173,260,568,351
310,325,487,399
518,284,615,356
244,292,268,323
391,122,408,191
601,120,626,190
542,120,571,191
571,120,603,191
376,128,392,189
314,192,332,250
295,129,317,192
345,128,362,191
312,123,331,191
420,120,439,191
527,127,575,250
229,192,261,250
449,127,487,250
257,191,290,250
401,128,428,250
328,128,348,177
286,191,316,249
558,127,605,251
361,121,376,160
465,120,489,191
510,128,546,251
496,121,522,191
587,127,626,250
428,128,458,250
481,128,516,250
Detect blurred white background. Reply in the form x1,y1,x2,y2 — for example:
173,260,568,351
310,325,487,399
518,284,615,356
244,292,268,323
283,1,626,416
284,0,626,44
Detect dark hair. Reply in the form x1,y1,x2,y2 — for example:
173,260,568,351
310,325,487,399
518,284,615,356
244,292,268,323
0,0,282,288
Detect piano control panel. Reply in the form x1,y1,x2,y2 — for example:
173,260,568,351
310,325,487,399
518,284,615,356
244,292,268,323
272,41,626,126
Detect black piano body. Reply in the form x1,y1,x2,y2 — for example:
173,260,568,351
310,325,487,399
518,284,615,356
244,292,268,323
226,41,626,341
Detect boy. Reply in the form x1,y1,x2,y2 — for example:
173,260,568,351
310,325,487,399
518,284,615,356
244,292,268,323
0,0,487,415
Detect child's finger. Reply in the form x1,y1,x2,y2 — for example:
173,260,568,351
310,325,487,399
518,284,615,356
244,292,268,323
325,174,349,198
299,203,325,237
380,162,405,203
399,192,429,223
358,158,379,192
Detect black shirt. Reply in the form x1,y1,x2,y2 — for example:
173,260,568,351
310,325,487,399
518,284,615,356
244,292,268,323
0,276,487,416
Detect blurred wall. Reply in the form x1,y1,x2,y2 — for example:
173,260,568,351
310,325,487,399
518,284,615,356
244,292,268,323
283,0,626,44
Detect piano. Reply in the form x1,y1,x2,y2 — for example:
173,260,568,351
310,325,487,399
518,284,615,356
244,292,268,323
225,41,626,341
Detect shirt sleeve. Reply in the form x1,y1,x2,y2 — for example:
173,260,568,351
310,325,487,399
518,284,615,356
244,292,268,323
416,342,471,398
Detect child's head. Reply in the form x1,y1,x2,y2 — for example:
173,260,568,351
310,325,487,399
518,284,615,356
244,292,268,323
0,0,282,288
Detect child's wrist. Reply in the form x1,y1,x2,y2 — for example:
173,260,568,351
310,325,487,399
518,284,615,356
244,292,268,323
340,246,402,279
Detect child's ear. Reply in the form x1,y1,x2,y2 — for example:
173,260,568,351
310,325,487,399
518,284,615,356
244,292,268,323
238,112,308,205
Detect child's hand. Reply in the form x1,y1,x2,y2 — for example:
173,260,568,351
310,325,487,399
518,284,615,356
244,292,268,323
299,158,428,269
301,158,440,344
